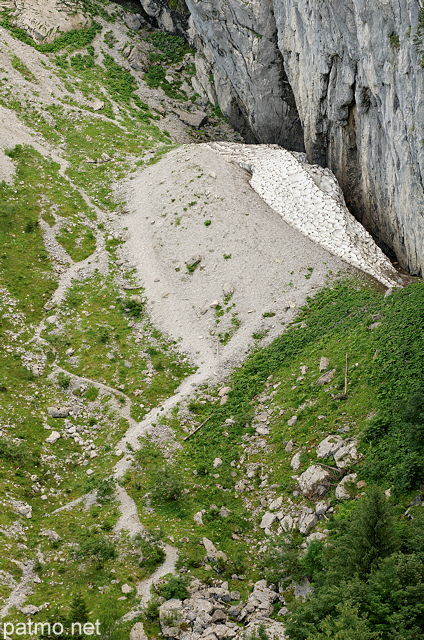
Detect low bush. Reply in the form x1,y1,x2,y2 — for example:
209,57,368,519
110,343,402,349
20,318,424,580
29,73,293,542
156,574,190,600
149,465,183,504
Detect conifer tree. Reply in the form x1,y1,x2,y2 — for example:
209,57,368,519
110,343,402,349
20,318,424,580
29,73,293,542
342,486,398,578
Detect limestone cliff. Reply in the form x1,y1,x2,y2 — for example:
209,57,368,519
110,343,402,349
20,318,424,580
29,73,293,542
139,0,424,275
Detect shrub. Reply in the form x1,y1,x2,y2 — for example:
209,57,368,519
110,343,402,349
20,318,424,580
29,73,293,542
95,477,115,502
331,486,398,579
121,298,144,319
142,597,160,621
145,32,191,64
57,371,71,389
149,465,183,503
0,437,38,466
75,535,117,567
103,54,136,100
156,574,189,600
24,218,39,232
70,53,95,70
134,528,166,570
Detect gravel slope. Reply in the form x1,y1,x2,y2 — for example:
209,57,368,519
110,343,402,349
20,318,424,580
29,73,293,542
118,143,353,380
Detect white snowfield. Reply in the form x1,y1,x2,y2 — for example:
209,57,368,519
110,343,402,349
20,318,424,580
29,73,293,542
208,142,400,288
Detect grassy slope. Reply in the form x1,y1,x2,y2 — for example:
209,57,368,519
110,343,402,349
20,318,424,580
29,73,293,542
0,1,422,638
0,2,193,633
124,279,424,638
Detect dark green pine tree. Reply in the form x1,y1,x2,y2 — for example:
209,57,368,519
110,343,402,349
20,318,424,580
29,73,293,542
343,486,398,578
69,593,89,640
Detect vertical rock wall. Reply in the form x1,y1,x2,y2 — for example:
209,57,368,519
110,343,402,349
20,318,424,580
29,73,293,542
138,0,424,275
272,0,423,275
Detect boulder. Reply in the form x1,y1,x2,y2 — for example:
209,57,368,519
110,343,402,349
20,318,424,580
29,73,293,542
128,44,152,72
315,501,329,516
319,357,330,372
268,496,283,510
290,452,301,471
41,529,61,542
334,440,358,468
279,514,295,532
130,622,148,640
202,538,227,563
12,500,32,519
305,531,327,545
298,465,331,499
335,473,358,500
194,510,205,525
46,431,61,444
298,507,317,535
122,12,142,30
47,406,69,418
260,512,277,529
175,109,208,128
121,584,132,594
316,435,343,459
315,369,336,386
20,604,40,615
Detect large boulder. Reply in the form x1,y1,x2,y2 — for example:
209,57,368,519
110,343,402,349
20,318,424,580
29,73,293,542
316,435,343,458
130,622,148,640
335,473,358,500
298,465,331,499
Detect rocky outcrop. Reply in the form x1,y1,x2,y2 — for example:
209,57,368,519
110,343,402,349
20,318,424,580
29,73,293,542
272,0,423,276
11,0,89,43
139,0,189,36
139,0,424,275
155,578,287,639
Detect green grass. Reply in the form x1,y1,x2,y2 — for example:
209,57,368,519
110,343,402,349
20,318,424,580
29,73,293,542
10,54,37,82
0,4,422,632
43,274,192,415
0,13,103,52
0,146,58,320
125,278,424,587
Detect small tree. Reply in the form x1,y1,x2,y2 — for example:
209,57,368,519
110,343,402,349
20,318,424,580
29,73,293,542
134,527,165,570
69,594,89,640
310,602,381,640
75,535,117,569
338,486,398,578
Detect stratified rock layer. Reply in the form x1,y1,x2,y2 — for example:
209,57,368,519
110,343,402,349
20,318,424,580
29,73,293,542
12,0,89,43
139,0,424,276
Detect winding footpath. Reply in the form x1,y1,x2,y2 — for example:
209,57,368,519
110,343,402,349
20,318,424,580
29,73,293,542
6,139,402,619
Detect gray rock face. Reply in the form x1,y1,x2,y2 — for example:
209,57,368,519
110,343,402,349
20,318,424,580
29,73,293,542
12,0,89,43
140,0,424,275
273,0,423,275
187,0,305,152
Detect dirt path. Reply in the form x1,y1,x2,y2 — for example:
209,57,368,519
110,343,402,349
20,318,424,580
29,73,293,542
7,139,390,621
